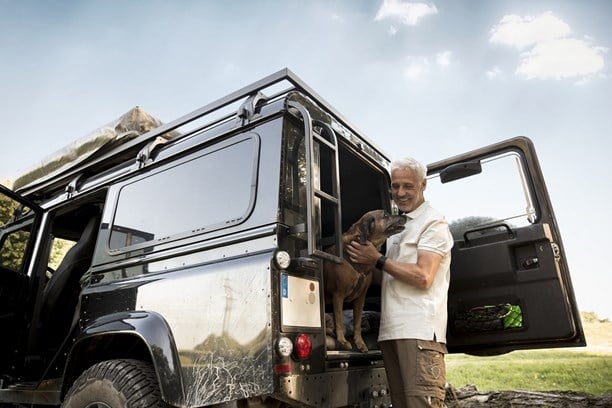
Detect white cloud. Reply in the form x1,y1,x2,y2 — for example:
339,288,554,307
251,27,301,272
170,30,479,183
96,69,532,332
489,11,571,50
436,50,451,67
489,11,606,82
389,25,399,35
403,56,430,80
375,0,438,26
516,38,606,80
486,66,503,79
402,52,452,80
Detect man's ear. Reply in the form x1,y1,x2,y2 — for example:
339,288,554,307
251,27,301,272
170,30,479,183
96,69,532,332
422,178,427,191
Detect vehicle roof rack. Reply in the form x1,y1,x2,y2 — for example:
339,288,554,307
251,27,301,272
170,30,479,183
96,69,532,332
16,68,382,198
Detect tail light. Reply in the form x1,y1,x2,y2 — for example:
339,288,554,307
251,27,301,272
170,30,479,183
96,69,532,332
294,333,312,360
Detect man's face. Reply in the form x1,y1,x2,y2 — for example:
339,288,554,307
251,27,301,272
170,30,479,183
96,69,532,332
390,168,426,213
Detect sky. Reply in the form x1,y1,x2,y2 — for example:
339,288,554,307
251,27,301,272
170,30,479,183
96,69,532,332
0,0,610,320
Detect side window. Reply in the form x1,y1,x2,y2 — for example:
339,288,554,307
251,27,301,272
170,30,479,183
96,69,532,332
109,135,260,252
47,237,75,276
1,230,31,272
426,151,535,242
0,195,35,274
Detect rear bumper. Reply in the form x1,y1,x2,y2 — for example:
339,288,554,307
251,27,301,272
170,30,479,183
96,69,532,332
276,366,391,407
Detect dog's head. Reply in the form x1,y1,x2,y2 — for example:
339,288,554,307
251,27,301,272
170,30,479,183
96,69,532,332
344,209,407,249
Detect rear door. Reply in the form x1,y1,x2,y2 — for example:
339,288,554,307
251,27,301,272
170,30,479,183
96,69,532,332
425,137,585,355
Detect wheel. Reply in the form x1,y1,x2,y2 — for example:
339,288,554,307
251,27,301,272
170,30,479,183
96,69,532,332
63,359,167,408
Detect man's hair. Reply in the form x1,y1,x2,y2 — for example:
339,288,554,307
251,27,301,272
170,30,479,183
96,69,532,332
390,157,427,181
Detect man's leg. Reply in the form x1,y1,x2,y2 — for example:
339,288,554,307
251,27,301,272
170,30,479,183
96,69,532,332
380,339,446,407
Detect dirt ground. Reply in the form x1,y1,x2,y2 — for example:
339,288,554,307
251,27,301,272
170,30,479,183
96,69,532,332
445,384,612,407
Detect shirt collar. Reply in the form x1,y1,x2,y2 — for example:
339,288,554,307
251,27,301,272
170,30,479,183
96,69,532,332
402,201,429,220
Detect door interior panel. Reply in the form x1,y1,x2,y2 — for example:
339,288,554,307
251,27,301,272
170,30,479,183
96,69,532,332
447,223,576,353
425,137,585,354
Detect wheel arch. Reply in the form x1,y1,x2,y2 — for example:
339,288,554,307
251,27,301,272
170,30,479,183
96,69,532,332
63,311,184,406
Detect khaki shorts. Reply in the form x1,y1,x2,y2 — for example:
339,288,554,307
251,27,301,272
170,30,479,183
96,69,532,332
380,339,447,407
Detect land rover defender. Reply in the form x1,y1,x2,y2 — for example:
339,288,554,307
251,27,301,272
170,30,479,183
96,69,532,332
0,68,585,407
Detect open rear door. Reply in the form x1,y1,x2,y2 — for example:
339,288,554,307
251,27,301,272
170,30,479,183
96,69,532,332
425,137,585,355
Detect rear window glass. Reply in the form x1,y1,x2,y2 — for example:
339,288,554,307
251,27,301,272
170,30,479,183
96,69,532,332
109,135,259,251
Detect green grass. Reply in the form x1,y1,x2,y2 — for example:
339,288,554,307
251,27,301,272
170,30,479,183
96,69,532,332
446,318,612,395
446,349,611,395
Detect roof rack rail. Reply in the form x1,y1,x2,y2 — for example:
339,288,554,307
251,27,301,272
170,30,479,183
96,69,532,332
17,68,380,197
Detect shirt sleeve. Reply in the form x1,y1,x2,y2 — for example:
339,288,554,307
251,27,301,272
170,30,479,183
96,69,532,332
417,218,454,256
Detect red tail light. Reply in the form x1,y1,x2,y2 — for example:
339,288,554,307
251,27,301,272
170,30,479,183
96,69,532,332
294,333,312,360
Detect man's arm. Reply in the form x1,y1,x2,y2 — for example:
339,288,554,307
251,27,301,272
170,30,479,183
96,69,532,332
380,249,442,289
346,241,443,290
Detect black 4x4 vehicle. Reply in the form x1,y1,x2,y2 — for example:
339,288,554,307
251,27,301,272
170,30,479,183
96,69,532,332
0,69,584,408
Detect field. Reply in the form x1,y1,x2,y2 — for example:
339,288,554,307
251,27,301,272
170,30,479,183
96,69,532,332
446,320,612,396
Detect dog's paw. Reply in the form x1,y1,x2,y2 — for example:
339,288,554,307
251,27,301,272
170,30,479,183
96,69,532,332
355,338,369,353
339,339,353,350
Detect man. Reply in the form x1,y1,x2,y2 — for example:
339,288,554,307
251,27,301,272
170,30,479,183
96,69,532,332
346,157,453,407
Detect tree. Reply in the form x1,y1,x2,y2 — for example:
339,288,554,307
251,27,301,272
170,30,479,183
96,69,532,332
0,187,32,271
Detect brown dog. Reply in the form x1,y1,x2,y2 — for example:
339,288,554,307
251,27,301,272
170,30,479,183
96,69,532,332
324,210,406,352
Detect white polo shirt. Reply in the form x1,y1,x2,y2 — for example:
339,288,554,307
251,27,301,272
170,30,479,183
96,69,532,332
378,201,454,343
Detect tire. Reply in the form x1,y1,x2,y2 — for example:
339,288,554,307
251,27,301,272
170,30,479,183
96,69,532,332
63,359,167,408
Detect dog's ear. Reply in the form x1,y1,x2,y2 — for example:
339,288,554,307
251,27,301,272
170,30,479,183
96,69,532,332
359,215,375,244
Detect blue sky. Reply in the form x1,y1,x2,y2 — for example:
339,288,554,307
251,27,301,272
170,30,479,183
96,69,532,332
1,0,610,320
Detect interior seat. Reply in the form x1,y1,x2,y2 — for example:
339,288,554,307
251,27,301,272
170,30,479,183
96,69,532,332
40,212,101,342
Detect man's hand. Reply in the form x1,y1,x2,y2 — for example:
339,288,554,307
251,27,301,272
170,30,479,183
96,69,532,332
346,240,381,265
347,240,444,290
